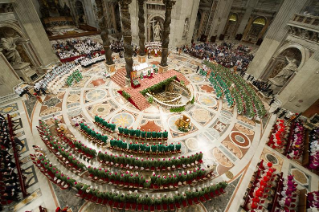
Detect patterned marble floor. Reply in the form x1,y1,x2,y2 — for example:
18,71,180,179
1,52,318,212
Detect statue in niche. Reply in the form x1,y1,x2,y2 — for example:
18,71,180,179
153,22,162,41
269,56,298,94
183,19,189,39
0,30,29,69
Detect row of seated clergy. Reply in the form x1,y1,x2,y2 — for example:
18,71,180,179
118,127,168,139
110,139,181,152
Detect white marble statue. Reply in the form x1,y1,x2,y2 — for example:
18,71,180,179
0,34,29,68
153,22,162,41
269,56,298,93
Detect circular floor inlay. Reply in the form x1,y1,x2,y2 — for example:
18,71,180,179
86,89,107,102
185,138,199,150
97,108,104,112
190,74,205,83
230,131,250,148
111,113,134,128
90,103,112,117
266,153,278,165
192,109,210,123
198,95,217,107
235,135,245,143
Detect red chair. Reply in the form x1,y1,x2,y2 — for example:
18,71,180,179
199,196,206,202
113,201,119,208
169,203,175,210
175,202,181,209
131,203,137,210
193,197,200,204
102,199,109,205
91,196,98,202
118,202,124,209
187,199,193,206
137,204,143,211
125,203,131,211
182,200,188,208
204,193,211,201
162,204,168,211
108,200,114,207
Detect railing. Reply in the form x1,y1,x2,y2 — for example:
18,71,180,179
7,114,29,198
145,80,193,109
291,14,319,26
287,14,319,43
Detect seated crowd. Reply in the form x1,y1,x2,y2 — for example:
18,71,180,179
308,128,319,171
110,40,124,53
181,42,254,72
0,114,26,210
52,37,103,59
74,53,105,67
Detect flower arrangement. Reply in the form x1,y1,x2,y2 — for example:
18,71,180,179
122,90,131,100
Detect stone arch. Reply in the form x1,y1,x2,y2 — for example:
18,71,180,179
272,43,310,69
261,43,309,81
0,22,27,39
0,23,41,68
147,13,165,24
147,14,165,42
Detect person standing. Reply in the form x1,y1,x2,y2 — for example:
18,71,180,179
196,66,199,73
269,97,275,106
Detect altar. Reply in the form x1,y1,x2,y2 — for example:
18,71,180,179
131,63,158,80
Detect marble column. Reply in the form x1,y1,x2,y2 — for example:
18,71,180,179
95,0,114,66
160,0,176,68
246,0,308,78
120,0,133,79
138,0,146,57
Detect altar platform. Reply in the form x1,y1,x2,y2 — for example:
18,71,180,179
111,68,189,111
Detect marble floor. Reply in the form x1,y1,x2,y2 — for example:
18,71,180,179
1,52,318,212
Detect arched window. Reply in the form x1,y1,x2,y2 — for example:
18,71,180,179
229,14,237,22
253,17,266,26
